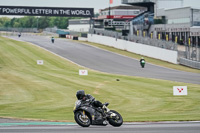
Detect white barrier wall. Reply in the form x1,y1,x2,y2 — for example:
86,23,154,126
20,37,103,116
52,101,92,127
78,37,88,41
88,34,178,64
68,25,90,32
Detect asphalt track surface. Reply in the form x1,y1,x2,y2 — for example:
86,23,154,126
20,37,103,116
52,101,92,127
6,35,200,84
0,121,200,133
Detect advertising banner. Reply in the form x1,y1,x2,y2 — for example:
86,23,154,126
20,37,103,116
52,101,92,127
0,6,94,17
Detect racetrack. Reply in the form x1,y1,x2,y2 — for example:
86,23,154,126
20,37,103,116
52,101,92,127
6,35,200,84
0,121,200,133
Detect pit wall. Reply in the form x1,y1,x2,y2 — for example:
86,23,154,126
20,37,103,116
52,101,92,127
88,34,178,64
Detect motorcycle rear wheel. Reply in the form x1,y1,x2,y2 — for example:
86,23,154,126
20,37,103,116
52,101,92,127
108,110,123,127
74,111,91,127
141,63,145,68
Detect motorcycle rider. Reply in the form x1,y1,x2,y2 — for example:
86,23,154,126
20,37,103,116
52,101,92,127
74,90,122,126
140,57,145,68
51,37,55,43
76,90,109,123
18,32,21,37
76,90,104,108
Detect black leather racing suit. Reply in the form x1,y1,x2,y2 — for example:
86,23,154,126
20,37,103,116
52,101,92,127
83,94,103,108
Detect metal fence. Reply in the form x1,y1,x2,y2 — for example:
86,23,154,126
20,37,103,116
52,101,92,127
89,28,177,51
178,45,200,69
128,35,177,50
179,57,200,69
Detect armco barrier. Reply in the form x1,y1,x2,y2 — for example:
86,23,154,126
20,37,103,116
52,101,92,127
88,34,178,64
179,58,200,69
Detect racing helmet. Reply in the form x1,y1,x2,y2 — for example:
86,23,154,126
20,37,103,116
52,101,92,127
76,90,85,100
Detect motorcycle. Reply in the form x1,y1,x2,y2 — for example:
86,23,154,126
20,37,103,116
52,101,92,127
73,100,123,127
51,37,54,43
140,59,145,68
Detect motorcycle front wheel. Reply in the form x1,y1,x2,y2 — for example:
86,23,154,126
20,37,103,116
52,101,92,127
141,63,145,68
74,111,91,127
108,110,123,127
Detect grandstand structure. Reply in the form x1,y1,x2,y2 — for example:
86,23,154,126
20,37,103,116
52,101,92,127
121,0,200,64
90,0,200,68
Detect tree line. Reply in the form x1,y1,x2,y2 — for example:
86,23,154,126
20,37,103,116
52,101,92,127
0,16,81,29
0,13,99,29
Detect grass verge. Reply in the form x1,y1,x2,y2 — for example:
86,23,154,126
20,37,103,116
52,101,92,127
0,36,200,122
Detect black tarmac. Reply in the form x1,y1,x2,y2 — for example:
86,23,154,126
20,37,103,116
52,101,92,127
0,121,200,133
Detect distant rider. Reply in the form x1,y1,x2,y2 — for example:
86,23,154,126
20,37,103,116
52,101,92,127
140,57,145,68
18,32,21,37
51,37,55,43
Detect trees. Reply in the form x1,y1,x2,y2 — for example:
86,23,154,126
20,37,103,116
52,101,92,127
0,17,11,27
94,13,99,18
0,16,80,29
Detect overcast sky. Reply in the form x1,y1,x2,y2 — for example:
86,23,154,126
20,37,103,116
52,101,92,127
0,0,199,13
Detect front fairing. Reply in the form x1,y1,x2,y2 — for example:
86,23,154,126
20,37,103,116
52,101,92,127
73,100,106,125
73,100,82,112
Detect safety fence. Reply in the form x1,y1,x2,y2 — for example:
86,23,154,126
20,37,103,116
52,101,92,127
89,28,177,51
178,46,200,61
179,58,200,69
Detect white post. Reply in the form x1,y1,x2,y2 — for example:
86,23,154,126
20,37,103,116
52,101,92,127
196,37,198,61
130,21,133,36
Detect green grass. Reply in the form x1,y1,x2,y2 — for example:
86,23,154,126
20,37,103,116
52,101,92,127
0,36,200,122
77,41,200,74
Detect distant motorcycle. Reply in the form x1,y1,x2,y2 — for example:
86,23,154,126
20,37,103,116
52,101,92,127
18,33,21,37
73,100,123,127
140,58,145,68
51,37,54,43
